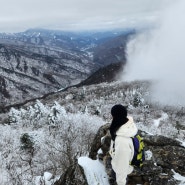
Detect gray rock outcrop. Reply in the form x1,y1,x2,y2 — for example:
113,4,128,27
89,124,185,185
53,158,88,185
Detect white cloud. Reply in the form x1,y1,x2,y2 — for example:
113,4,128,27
123,0,185,106
0,0,166,32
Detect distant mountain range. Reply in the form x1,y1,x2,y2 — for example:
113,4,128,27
0,28,135,107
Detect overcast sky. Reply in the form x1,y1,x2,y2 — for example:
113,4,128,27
0,0,168,32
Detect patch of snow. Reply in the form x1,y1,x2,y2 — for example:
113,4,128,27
98,148,103,154
153,113,168,127
44,172,53,181
78,156,109,185
65,94,73,100
35,172,59,185
176,139,185,148
56,87,65,92
145,150,153,160
172,169,185,184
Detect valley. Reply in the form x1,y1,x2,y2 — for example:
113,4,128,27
0,28,133,107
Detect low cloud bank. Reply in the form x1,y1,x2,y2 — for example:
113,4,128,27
123,0,185,106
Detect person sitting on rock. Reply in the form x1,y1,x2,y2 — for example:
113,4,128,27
109,104,138,185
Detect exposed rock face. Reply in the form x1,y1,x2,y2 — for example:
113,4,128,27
53,158,88,185
89,124,185,185
89,123,111,160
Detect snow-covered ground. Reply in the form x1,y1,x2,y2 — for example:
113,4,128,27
78,156,109,185
0,80,185,184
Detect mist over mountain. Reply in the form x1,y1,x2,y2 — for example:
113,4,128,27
122,0,185,106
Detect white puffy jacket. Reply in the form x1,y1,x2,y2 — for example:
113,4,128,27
109,116,138,185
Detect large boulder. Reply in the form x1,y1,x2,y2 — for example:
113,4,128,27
89,124,185,185
53,158,88,185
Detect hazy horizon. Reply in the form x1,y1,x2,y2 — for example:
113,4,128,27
0,0,167,33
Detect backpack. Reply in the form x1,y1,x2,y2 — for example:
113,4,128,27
112,134,145,168
130,134,145,168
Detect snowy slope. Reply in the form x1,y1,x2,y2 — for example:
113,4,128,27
0,80,185,184
0,43,97,107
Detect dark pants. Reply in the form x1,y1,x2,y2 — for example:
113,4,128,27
109,169,117,185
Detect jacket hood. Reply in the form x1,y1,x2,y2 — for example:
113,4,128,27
116,116,138,138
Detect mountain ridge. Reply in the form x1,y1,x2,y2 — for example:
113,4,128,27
0,61,125,113
0,43,97,107
0,28,134,108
